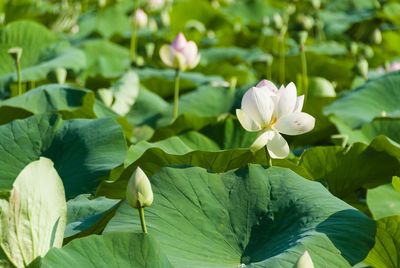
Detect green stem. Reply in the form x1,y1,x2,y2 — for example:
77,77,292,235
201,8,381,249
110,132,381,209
173,69,181,120
279,30,286,85
265,147,273,167
300,45,308,103
266,62,272,81
138,206,147,234
130,22,137,64
16,60,22,95
130,1,139,65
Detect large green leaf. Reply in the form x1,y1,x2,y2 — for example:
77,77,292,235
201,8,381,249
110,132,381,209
64,195,120,240
325,72,400,128
96,135,269,198
0,84,96,125
150,86,235,141
299,137,400,199
40,233,173,268
0,157,66,267
100,165,374,267
331,117,400,144
76,2,131,39
0,114,127,199
364,216,400,268
0,20,85,90
79,40,130,82
367,184,400,220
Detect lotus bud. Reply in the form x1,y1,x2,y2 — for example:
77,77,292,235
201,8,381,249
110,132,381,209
349,42,359,56
133,9,148,28
311,0,321,10
308,77,336,97
159,32,200,71
286,4,296,15
272,13,283,30
298,31,308,47
8,47,23,63
55,68,67,84
371,28,382,44
295,251,315,268
362,45,374,59
296,14,314,31
98,0,107,8
356,57,369,78
147,0,165,11
262,16,270,27
126,167,154,208
161,10,170,27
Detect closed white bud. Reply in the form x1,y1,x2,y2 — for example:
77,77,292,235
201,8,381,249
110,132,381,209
295,251,314,268
126,167,154,208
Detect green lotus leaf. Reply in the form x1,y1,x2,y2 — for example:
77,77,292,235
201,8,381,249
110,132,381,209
0,84,96,125
325,72,400,129
299,136,400,199
364,216,400,268
367,184,400,220
40,233,173,268
64,195,120,240
0,20,85,92
0,114,127,199
106,165,374,267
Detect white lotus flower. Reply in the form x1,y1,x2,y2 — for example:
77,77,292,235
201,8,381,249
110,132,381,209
126,167,154,208
133,9,148,28
159,32,200,71
295,251,314,268
236,80,315,159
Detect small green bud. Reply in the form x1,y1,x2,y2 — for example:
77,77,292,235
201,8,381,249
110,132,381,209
362,46,374,59
55,68,67,84
356,57,369,78
311,0,321,10
8,47,23,63
298,31,308,46
272,13,283,30
371,28,382,44
349,42,359,56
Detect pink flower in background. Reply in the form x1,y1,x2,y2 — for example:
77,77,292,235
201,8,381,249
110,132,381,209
387,61,400,72
159,32,200,71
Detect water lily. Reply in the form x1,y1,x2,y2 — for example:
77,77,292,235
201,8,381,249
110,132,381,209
160,32,200,119
133,9,148,28
236,80,315,159
126,167,153,209
295,251,314,268
159,32,200,71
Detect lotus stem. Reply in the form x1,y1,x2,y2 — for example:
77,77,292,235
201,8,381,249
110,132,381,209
130,1,139,64
279,28,286,85
300,44,308,103
266,61,272,81
138,204,148,234
265,147,273,167
173,69,181,120
16,60,22,95
130,21,138,64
